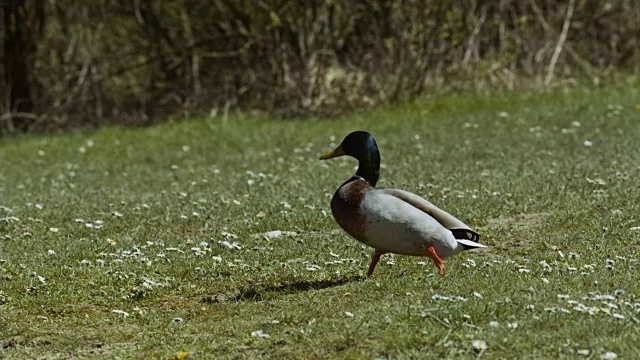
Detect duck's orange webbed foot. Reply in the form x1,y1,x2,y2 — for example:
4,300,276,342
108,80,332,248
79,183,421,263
426,246,446,274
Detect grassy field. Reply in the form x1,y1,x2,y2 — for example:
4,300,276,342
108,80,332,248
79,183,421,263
2,86,640,359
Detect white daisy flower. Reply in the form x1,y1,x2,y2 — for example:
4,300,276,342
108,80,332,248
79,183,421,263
472,339,487,351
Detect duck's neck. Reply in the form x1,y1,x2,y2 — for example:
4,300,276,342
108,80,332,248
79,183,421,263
355,151,380,187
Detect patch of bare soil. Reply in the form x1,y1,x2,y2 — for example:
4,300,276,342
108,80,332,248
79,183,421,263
484,212,551,230
477,212,552,253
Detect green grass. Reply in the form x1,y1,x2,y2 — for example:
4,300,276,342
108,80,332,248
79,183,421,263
2,86,640,359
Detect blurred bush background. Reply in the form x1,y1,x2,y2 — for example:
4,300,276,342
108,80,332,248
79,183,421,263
1,0,639,134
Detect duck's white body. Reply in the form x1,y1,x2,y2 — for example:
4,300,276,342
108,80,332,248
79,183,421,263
360,187,466,258
330,177,485,273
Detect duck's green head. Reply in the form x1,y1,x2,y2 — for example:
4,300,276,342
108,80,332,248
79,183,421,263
320,131,380,186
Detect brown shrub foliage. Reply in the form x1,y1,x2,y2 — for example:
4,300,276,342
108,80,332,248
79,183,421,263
1,0,639,133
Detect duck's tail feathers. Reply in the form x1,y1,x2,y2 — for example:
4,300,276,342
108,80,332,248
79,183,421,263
450,228,484,250
456,239,487,250
450,228,480,242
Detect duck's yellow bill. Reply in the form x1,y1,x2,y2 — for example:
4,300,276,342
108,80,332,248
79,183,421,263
319,145,345,160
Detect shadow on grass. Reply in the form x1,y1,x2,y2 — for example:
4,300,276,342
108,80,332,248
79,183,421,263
203,275,365,303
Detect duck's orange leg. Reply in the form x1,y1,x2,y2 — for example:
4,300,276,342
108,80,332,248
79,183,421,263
426,246,446,274
367,250,384,276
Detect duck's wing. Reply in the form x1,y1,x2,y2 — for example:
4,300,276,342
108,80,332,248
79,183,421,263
377,188,481,243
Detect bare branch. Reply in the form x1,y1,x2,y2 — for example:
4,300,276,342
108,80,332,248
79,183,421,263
545,0,576,85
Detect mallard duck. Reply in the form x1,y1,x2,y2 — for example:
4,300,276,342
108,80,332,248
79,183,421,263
320,131,486,276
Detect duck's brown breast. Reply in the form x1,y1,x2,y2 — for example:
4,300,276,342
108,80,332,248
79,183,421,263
330,179,372,243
